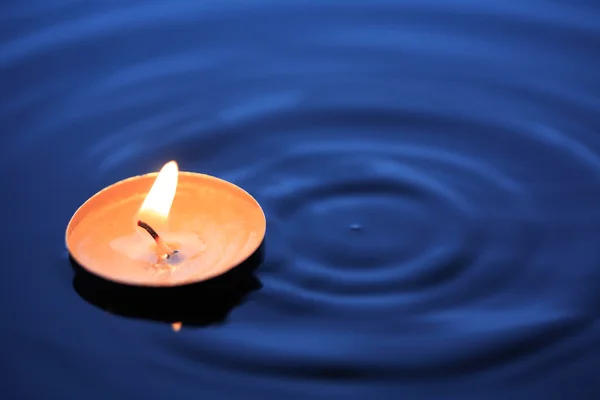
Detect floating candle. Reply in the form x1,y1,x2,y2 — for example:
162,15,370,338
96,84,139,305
66,161,266,287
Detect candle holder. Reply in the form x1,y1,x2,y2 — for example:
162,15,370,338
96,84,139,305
66,161,267,330
66,162,267,287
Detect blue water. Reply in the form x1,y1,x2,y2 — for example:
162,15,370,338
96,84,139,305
2,1,600,398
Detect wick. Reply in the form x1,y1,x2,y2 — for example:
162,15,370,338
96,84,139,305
137,220,178,259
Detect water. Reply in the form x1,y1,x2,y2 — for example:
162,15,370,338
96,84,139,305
2,1,600,398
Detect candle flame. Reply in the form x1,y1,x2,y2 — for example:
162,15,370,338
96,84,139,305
139,161,179,221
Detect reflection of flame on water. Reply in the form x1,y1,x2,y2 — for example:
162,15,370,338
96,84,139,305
172,322,182,331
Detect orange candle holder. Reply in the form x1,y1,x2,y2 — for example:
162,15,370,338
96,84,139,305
66,161,266,287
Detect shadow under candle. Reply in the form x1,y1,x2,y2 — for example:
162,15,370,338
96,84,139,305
71,243,265,328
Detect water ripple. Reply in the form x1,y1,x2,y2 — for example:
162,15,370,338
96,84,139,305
3,0,600,398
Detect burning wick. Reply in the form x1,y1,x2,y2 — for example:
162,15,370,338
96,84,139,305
137,220,177,259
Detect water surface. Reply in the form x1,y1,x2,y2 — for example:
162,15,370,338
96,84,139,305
2,1,600,399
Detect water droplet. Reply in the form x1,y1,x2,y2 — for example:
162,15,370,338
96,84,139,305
349,224,362,231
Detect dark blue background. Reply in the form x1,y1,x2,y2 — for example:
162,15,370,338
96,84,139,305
2,1,600,399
